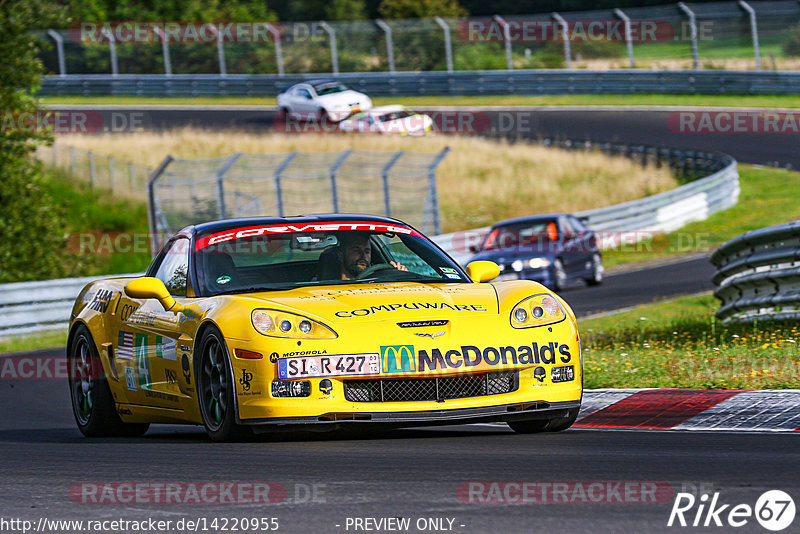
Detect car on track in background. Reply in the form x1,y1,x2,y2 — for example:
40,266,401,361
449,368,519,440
277,80,372,122
67,214,583,441
468,213,603,291
338,105,433,136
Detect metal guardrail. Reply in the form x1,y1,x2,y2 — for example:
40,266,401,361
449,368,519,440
434,141,739,265
0,274,141,336
38,70,800,97
711,221,800,322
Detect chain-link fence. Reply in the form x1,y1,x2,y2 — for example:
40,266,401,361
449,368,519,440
147,149,449,252
36,143,152,198
37,1,800,76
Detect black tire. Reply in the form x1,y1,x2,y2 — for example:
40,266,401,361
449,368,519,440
68,324,150,438
196,327,252,442
552,258,567,291
585,253,604,286
507,408,579,434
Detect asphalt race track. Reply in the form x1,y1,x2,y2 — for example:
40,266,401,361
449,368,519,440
1,365,799,533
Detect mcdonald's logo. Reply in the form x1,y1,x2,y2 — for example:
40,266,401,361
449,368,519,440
380,345,416,373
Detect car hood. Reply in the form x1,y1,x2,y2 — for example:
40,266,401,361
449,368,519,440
239,282,499,323
316,90,368,108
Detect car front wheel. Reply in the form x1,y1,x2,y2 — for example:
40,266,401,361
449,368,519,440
586,253,604,286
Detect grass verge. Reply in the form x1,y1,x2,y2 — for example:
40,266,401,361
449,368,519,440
40,94,800,109
0,330,67,355
581,293,800,389
602,165,800,269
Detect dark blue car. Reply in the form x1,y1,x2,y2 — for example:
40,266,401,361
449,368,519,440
467,213,603,290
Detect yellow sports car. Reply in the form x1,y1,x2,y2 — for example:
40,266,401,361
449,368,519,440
68,215,582,441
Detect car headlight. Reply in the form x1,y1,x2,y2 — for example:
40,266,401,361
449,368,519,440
252,309,337,339
510,294,566,328
528,257,551,269
511,260,524,272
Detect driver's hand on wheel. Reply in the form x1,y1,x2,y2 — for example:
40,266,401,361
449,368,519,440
390,261,408,271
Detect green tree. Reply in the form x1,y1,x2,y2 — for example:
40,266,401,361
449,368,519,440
0,0,69,282
325,0,368,21
377,0,467,19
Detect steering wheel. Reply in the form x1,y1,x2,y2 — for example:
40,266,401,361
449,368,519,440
355,263,395,280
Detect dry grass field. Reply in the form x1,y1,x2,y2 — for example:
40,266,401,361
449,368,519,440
57,128,676,232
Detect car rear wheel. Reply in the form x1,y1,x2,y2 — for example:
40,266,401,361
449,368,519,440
196,327,252,442
585,253,604,286
68,324,150,437
507,408,579,434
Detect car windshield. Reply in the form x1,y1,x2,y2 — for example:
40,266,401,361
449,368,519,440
481,220,559,251
194,223,468,296
378,110,413,122
313,83,348,96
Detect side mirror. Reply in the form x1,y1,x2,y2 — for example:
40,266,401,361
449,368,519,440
125,277,177,312
466,261,500,283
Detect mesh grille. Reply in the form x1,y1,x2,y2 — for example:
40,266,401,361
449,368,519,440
344,370,519,402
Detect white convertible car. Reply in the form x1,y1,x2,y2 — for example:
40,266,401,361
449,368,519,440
277,80,372,122
338,106,433,136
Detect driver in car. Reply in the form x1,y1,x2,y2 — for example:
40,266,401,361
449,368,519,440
339,233,407,280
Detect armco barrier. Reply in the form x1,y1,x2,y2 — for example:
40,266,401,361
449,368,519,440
711,221,800,322
434,143,738,265
38,70,800,98
0,273,141,337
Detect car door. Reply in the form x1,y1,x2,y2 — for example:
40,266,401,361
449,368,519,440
558,216,583,275
113,237,191,409
294,86,317,119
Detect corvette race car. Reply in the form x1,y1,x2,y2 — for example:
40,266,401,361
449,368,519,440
68,215,582,441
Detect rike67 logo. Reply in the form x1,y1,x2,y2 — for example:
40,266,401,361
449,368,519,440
668,490,795,531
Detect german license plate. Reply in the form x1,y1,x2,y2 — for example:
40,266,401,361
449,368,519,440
277,353,380,379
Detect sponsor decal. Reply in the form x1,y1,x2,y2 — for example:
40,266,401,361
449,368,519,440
381,345,416,373
216,275,231,285
319,379,333,395
156,336,177,361
134,334,151,390
239,369,253,392
444,273,461,280
124,367,137,391
440,267,458,274
196,221,421,250
413,331,445,340
533,366,546,382
127,311,156,327
282,350,327,357
179,304,203,324
117,331,134,360
165,369,178,384
336,303,487,318
119,303,138,321
181,354,191,384
117,406,132,416
89,289,114,313
397,320,449,328
417,342,572,372
269,352,279,363
144,389,180,403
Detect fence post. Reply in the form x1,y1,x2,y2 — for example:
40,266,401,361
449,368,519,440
147,156,175,254
738,0,761,70
552,13,572,69
274,151,298,217
69,146,76,175
375,19,395,73
216,153,242,219
266,23,284,75
153,26,172,75
493,15,513,70
381,151,405,217
89,151,97,187
208,25,227,76
427,147,450,235
434,17,454,72
101,27,118,76
52,143,58,167
613,8,635,68
46,30,66,76
678,2,699,69
329,150,352,213
108,156,115,193
319,21,339,74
